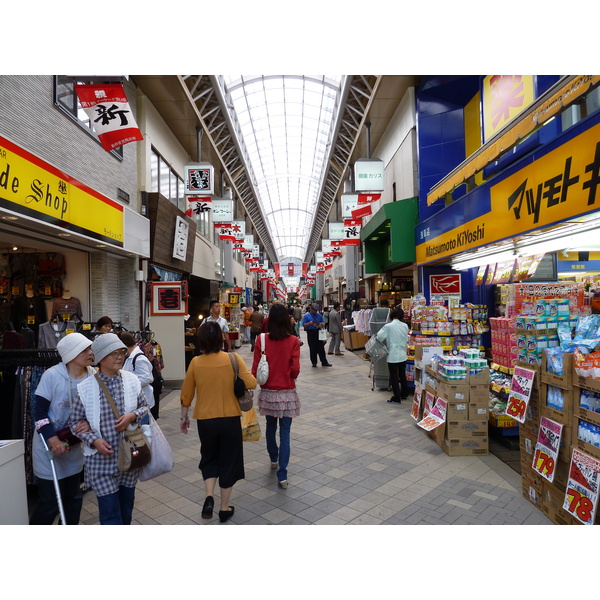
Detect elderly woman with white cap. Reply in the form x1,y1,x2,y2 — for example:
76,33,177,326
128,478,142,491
70,332,148,525
30,332,95,525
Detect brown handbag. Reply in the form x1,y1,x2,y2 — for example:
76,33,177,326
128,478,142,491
94,374,151,472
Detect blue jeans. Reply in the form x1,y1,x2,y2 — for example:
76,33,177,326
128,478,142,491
97,485,136,525
265,416,292,483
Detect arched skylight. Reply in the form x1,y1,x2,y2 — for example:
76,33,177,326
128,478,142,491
223,75,343,274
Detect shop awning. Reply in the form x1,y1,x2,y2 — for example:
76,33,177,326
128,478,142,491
361,197,418,273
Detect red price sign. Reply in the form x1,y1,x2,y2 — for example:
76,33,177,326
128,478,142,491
565,487,595,524
506,398,527,420
533,449,555,478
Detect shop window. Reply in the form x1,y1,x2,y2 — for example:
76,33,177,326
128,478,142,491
53,76,123,159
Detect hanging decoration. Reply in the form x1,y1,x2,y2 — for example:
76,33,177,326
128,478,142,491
74,83,143,152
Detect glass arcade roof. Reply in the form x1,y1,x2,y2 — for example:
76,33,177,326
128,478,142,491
223,75,343,274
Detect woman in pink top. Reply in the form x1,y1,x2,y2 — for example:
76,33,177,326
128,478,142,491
251,303,301,488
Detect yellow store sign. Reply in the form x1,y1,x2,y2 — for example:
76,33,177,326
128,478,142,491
0,135,124,245
489,121,600,232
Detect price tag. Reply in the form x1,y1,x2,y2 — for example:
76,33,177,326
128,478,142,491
505,366,536,424
532,417,563,482
563,449,600,525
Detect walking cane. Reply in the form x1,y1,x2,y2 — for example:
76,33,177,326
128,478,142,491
39,434,67,526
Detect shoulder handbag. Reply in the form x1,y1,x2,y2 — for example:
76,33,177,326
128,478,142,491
256,333,269,386
94,373,151,473
228,353,254,412
138,414,174,481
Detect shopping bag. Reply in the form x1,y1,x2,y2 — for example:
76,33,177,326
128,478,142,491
138,414,175,481
241,406,261,442
318,328,328,342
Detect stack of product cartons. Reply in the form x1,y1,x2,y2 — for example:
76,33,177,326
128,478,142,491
489,316,518,368
425,352,490,456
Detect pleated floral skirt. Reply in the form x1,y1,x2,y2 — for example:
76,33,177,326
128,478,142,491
257,388,301,419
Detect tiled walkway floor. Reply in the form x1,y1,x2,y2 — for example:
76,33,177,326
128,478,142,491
79,337,552,526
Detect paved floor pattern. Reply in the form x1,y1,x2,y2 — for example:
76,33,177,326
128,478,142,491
78,337,552,526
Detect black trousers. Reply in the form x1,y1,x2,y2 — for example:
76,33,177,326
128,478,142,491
306,329,328,366
388,361,409,400
29,471,83,525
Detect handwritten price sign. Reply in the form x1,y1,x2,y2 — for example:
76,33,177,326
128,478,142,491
505,366,536,424
563,449,600,525
532,417,563,482
411,386,423,421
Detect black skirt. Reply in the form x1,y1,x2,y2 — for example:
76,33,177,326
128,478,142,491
196,416,245,488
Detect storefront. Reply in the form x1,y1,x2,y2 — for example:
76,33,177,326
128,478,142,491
361,197,418,307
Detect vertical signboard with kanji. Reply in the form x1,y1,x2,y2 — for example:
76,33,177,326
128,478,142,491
150,282,188,316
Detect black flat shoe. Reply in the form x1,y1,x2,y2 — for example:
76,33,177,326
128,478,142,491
322,363,332,367
202,495,214,519
387,397,401,404
219,506,235,523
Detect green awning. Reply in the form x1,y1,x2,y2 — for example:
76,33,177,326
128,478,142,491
361,197,418,273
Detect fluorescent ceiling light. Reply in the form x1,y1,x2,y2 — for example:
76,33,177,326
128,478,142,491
451,249,516,270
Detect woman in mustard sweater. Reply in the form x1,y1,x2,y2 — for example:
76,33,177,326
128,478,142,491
180,321,257,523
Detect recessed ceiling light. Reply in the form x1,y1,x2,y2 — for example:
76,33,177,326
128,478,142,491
1,216,18,221
58,233,71,237
96,244,106,248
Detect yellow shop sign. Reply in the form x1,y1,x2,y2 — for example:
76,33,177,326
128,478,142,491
0,135,124,246
490,121,600,231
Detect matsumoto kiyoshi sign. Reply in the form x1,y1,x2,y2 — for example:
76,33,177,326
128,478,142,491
416,116,600,265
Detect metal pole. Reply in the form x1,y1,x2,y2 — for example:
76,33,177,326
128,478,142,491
39,434,67,525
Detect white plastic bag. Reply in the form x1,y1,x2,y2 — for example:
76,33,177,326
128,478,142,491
138,414,174,481
256,333,270,385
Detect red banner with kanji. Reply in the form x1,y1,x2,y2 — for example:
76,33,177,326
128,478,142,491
74,83,143,152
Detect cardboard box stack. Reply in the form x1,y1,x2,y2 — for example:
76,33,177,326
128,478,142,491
519,350,580,524
422,348,490,456
489,316,518,368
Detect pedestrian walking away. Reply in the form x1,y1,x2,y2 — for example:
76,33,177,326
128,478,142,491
180,321,257,523
252,303,301,488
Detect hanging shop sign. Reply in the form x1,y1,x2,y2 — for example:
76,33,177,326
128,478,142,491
341,194,359,218
184,163,214,196
352,204,372,220
416,114,600,265
301,262,308,277
232,220,245,241
274,263,280,278
150,281,188,316
74,84,143,152
358,193,381,204
172,216,189,261
329,222,345,240
354,158,384,192
564,449,600,525
324,255,333,270
482,75,535,142
211,199,233,222
185,196,211,218
429,274,461,295
342,218,362,246
0,135,124,246
244,234,254,250
216,223,235,241
288,262,295,276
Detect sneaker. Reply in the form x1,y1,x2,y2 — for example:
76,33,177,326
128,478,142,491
270,462,278,469
278,480,288,489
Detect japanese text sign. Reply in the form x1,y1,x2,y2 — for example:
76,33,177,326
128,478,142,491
354,158,384,192
184,163,214,196
532,417,563,482
211,199,233,222
74,84,143,152
150,281,188,316
411,386,423,421
564,449,600,525
505,366,536,423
